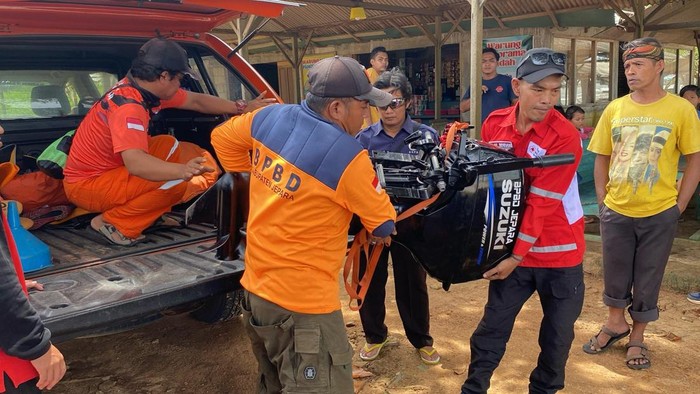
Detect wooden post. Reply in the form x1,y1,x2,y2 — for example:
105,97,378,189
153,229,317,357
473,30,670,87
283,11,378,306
470,0,484,138
292,36,302,103
434,15,442,123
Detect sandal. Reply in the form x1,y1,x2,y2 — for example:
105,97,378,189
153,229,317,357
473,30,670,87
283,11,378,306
418,346,441,365
626,341,651,370
582,325,630,354
359,338,389,361
152,213,182,228
93,222,145,246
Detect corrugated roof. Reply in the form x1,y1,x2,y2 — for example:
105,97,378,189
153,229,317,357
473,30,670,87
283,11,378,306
212,0,700,53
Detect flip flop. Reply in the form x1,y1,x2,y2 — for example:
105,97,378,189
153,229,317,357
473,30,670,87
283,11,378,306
582,325,631,354
27,204,74,230
418,346,441,365
359,338,390,361
625,341,651,370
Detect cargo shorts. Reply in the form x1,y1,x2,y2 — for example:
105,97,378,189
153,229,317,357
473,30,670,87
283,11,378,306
242,291,354,394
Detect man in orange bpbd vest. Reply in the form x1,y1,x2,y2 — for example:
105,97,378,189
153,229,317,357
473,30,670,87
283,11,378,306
63,38,275,246
212,55,396,393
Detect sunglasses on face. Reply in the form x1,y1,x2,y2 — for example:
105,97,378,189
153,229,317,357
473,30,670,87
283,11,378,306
525,52,566,66
377,97,406,111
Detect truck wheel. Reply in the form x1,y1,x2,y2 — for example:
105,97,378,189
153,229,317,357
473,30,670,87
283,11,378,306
190,289,244,323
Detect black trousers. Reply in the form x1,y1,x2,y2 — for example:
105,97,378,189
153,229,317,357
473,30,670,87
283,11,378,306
461,264,584,394
358,243,433,349
2,373,41,394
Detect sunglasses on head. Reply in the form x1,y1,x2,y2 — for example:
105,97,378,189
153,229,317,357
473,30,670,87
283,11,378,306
377,97,406,111
524,51,566,66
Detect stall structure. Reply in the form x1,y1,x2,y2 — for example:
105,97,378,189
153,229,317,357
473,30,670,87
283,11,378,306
215,0,700,132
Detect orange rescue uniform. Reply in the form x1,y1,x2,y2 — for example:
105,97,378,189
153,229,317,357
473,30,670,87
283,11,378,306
63,79,197,238
212,103,396,314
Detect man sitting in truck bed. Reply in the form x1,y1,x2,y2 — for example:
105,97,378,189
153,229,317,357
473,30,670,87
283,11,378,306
63,38,274,246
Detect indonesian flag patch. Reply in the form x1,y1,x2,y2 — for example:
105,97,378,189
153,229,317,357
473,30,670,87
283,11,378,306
126,117,146,132
372,176,382,193
526,141,547,158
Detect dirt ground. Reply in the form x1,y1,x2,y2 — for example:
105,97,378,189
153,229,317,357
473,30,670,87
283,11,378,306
52,220,700,394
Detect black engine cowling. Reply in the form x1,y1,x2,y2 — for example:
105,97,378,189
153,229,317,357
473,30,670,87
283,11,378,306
369,127,573,289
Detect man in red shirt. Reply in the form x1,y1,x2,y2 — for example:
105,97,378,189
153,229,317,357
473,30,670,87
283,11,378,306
461,48,585,394
1,196,66,393
63,38,274,246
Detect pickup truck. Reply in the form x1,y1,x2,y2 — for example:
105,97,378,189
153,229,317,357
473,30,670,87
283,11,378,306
0,0,289,342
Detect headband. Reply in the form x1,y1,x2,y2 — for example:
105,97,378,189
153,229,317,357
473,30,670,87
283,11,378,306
623,44,664,62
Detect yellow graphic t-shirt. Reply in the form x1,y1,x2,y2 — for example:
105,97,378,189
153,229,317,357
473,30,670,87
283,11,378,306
588,94,700,217
362,68,381,129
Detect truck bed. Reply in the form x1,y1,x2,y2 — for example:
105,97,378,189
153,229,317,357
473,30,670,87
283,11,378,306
26,219,245,341
29,218,218,274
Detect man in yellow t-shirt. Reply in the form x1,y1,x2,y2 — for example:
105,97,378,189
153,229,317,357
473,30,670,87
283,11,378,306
362,46,389,128
583,38,700,370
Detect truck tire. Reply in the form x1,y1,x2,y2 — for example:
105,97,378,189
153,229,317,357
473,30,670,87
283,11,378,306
190,289,244,323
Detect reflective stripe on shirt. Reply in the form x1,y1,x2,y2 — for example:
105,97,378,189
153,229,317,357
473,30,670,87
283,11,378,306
517,232,537,244
530,243,578,253
530,185,564,200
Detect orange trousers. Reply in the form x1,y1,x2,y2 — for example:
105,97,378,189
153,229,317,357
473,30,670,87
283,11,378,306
179,141,221,203
64,135,187,238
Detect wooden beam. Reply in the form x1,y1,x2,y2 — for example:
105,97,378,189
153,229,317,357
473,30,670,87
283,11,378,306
470,0,484,135
291,36,302,103
645,21,700,31
268,10,414,36
541,0,561,29
300,31,315,57
299,0,441,17
229,21,240,38
591,26,616,38
602,0,636,27
413,16,437,45
271,36,295,66
484,4,506,30
442,6,470,45
434,14,442,122
242,15,258,38
267,19,322,47
270,18,292,32
498,6,598,22
631,0,645,37
339,26,362,43
386,20,410,38
631,0,644,26
254,4,600,38
643,0,670,24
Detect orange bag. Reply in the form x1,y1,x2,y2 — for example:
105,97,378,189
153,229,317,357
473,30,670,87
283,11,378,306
0,171,71,212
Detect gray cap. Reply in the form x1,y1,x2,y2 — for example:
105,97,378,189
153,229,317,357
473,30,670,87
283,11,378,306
516,48,566,84
307,56,393,107
139,38,198,79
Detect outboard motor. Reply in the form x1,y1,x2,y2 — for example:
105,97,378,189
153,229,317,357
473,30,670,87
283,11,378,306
370,126,574,290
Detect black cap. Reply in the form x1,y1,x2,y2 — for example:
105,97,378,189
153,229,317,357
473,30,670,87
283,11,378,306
138,38,197,78
307,56,393,107
516,48,566,84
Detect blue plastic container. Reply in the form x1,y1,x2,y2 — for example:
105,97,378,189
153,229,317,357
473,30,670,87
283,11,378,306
6,201,52,272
